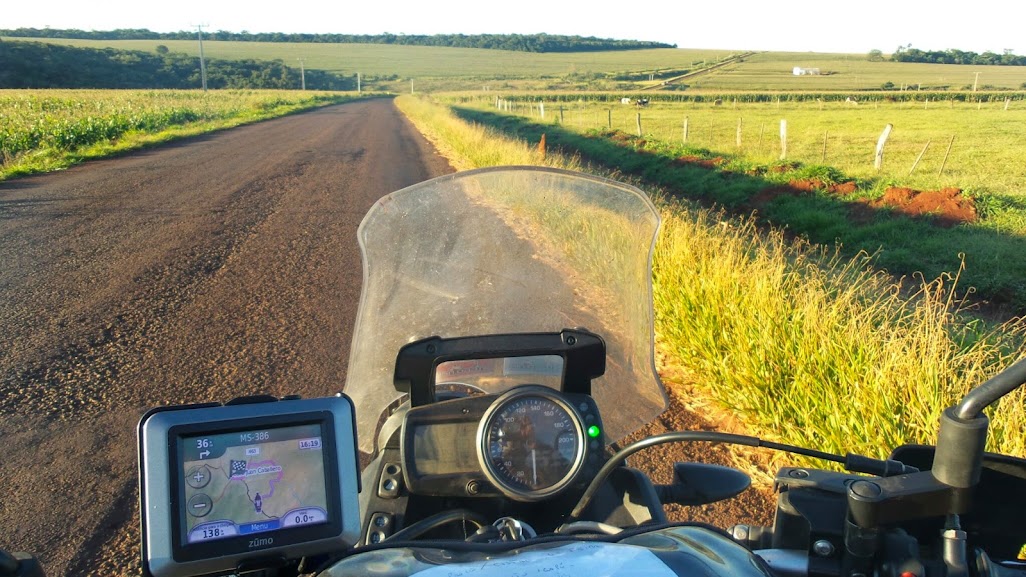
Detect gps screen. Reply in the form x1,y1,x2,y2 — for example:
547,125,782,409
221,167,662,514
179,423,329,544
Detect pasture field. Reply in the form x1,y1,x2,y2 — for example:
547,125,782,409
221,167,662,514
464,94,1026,201
688,52,1026,90
0,37,734,80
396,93,1026,463
0,89,365,179
442,93,1026,311
9,37,1026,90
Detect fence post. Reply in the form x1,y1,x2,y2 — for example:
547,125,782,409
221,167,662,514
636,113,643,137
822,131,828,162
607,109,612,129
683,116,689,143
779,119,787,160
909,140,931,175
938,135,956,176
559,105,564,124
1005,97,1012,111
875,123,893,170
540,102,545,119
736,117,743,147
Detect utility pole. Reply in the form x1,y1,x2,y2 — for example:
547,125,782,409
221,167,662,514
192,24,209,92
297,58,306,90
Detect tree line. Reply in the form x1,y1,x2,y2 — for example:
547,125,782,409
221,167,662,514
891,45,1026,66
0,40,356,89
0,28,674,53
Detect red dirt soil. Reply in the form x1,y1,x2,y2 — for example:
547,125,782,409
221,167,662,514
751,181,976,228
870,187,977,227
675,155,726,169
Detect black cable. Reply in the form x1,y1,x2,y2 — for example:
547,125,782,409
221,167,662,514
384,509,489,542
568,431,848,521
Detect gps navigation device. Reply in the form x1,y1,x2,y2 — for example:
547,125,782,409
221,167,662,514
138,395,360,577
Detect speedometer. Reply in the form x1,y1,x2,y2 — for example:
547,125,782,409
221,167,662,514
478,387,585,501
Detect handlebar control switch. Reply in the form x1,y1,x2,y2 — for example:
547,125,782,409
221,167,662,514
378,462,404,499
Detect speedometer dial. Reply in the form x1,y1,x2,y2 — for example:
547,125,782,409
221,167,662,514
478,387,585,501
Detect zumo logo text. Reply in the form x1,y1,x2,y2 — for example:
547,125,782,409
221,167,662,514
249,537,274,548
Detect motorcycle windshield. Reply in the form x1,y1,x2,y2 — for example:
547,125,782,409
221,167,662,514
345,167,666,455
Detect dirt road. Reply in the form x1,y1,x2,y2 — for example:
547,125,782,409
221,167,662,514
0,99,454,575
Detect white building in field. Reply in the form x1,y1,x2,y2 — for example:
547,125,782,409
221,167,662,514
793,67,822,76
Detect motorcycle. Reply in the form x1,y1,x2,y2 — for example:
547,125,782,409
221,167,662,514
6,166,1026,577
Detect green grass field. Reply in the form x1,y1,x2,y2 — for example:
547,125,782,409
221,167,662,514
687,52,1026,90
472,95,1026,199
0,89,366,179
10,37,1026,91
444,94,1026,312
0,37,734,80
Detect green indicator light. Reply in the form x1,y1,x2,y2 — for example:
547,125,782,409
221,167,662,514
587,425,601,439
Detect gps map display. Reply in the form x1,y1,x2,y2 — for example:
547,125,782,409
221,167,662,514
180,424,329,544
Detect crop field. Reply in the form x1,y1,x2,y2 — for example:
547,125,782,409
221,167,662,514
688,52,1026,90
0,89,361,179
0,37,734,80
11,36,1026,91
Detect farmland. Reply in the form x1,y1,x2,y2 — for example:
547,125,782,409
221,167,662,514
440,93,1026,312
685,51,1026,90
458,94,1026,199
0,89,368,179
0,37,735,82
9,37,1026,91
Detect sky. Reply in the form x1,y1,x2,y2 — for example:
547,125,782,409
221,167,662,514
3,0,1022,55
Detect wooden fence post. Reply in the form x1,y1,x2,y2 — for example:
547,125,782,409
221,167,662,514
559,105,564,124
938,135,956,176
1005,97,1012,111
607,109,612,129
909,140,931,175
822,131,828,162
779,119,788,160
540,102,545,119
875,123,893,170
683,116,689,143
636,113,643,137
736,117,743,147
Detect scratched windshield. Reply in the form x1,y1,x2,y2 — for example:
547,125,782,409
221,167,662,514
344,167,666,455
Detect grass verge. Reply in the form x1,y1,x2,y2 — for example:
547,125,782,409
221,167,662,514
396,93,1026,461
1,90,381,182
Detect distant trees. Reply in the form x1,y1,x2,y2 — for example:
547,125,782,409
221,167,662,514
867,49,884,62
0,28,675,53
0,41,356,90
892,45,1026,66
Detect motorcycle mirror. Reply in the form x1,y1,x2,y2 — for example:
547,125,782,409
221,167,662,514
654,462,752,507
